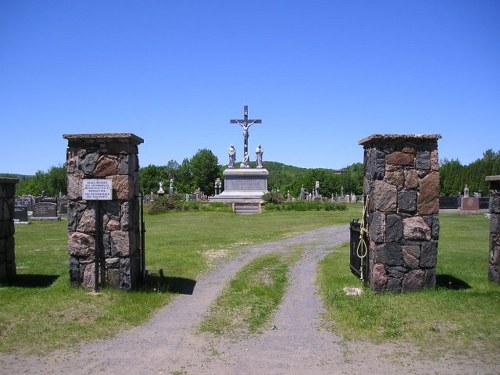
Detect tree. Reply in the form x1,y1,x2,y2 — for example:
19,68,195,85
165,159,180,181
189,149,220,196
175,158,194,193
16,165,67,196
140,164,166,194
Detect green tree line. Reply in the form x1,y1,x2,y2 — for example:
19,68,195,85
440,149,500,196
4,148,498,198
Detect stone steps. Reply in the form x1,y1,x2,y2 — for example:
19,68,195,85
233,203,262,215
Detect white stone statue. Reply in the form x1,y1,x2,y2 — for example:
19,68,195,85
255,144,263,168
228,144,236,168
240,152,249,168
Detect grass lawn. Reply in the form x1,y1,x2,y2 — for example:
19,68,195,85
318,212,500,358
199,247,303,338
0,207,358,355
1,207,498,358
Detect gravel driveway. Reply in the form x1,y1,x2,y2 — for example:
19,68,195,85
1,225,498,374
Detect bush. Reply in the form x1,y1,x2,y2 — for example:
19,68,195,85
263,191,284,204
148,195,232,214
264,201,347,212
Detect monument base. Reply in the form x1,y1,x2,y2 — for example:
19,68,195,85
459,197,480,215
210,168,269,205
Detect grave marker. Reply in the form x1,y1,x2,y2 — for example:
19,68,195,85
31,201,59,220
13,206,28,223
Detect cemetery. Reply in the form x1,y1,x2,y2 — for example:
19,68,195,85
0,120,498,372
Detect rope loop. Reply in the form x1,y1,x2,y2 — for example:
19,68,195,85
356,195,369,281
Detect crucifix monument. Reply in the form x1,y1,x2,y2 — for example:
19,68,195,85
230,105,262,156
210,105,269,214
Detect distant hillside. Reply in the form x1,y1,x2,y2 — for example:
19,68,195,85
220,160,363,197
0,174,34,196
0,173,34,179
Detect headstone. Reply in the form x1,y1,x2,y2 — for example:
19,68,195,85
169,178,174,195
460,196,480,214
31,202,59,221
58,195,69,215
13,206,29,223
15,196,33,211
214,178,222,195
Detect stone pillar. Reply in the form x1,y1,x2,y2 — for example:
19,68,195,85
63,133,144,290
486,176,500,283
0,178,18,284
359,134,441,293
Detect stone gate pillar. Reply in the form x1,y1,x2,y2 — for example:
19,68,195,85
0,178,18,284
486,175,500,283
63,133,144,290
359,134,441,292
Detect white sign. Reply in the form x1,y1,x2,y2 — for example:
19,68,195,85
82,179,113,200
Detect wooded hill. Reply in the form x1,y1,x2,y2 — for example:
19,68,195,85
3,148,499,198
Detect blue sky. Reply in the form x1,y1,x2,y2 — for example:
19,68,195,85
1,0,499,175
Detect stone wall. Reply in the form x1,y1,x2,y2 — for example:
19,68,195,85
0,178,18,283
63,133,144,290
486,176,500,283
359,134,441,293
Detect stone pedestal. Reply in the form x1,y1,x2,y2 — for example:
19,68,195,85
0,178,18,283
459,197,480,214
210,168,269,203
359,134,441,293
486,176,500,283
63,133,144,290
210,168,269,214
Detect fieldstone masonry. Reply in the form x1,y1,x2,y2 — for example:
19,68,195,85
359,134,441,293
486,175,500,283
0,178,18,283
63,133,144,290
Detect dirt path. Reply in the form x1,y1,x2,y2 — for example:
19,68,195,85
1,225,498,374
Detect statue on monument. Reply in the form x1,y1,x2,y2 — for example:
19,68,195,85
228,144,236,168
240,152,250,168
255,144,263,168
158,181,164,195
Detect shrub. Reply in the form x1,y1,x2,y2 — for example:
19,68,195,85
263,191,284,204
148,195,232,214
264,201,347,212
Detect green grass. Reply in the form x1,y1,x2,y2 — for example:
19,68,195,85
199,246,303,338
318,213,500,358
0,207,359,355
4,207,496,359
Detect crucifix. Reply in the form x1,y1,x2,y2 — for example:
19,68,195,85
230,105,262,156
